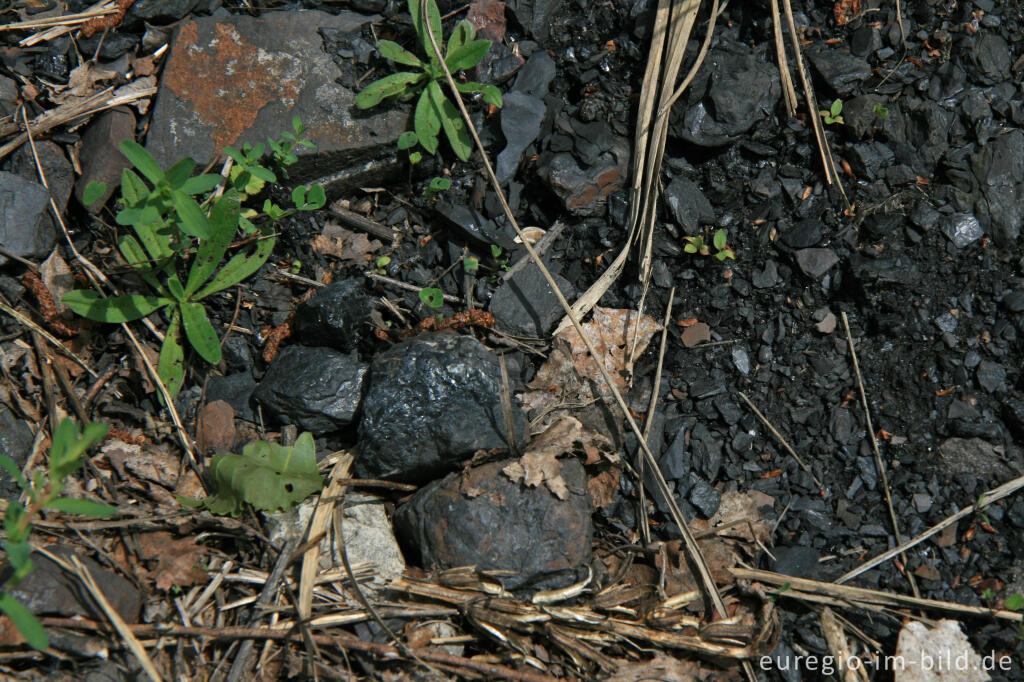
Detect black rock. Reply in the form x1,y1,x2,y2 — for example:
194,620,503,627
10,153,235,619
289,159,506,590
74,108,137,212
1002,397,1024,440
127,0,201,22
664,176,715,234
254,346,368,435
781,219,823,248
206,372,257,422
670,41,780,147
795,248,839,279
497,91,547,183
846,142,895,180
847,255,918,287
849,26,882,57
490,262,575,338
968,33,1011,85
806,44,871,95
395,457,591,590
357,333,528,481
0,172,56,265
504,0,560,41
752,260,779,289
841,95,888,139
1002,291,1024,313
0,406,33,502
513,50,555,97
976,361,1006,392
292,279,373,353
436,203,516,248
940,213,985,248
772,545,820,579
971,129,1024,246
688,475,722,517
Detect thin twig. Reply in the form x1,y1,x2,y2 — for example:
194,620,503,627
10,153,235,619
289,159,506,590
0,301,96,378
364,272,461,303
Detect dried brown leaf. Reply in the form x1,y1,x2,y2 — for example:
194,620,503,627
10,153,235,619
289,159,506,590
311,221,382,264
137,531,209,591
588,469,619,508
467,0,507,42
555,306,661,396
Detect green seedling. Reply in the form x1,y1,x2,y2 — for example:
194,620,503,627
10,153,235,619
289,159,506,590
683,228,735,261
490,243,510,270
873,102,889,120
463,255,479,273
423,176,451,199
418,286,444,309
1005,593,1024,611
356,0,502,162
982,588,996,602
178,432,323,517
373,255,392,275
820,98,844,125
0,419,117,651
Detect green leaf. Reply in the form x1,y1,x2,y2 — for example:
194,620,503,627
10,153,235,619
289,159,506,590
82,181,107,207
0,455,27,492
119,141,165,186
463,256,479,273
830,99,842,117
164,157,196,190
47,419,108,490
428,176,450,192
1005,593,1024,611
291,184,326,211
186,194,240,298
684,243,698,254
166,275,185,302
376,39,423,67
447,19,475,55
158,308,185,398
414,88,441,155
0,594,48,651
4,504,28,543
179,174,223,195
120,168,150,206
410,0,443,64
63,291,172,323
355,72,425,109
397,131,419,150
445,39,491,72
456,81,502,107
198,432,324,516
46,497,118,517
409,150,423,164
181,302,222,365
713,229,728,250
428,81,472,161
419,286,444,309
171,190,212,240
194,234,276,300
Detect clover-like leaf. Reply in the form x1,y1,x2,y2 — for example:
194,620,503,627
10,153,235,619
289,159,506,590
195,432,324,517
419,286,444,309
398,131,419,150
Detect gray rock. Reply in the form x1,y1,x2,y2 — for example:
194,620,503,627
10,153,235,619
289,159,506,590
0,172,55,265
937,437,1013,479
806,44,871,95
772,545,821,579
664,176,715,234
0,406,33,502
254,346,368,435
971,130,1024,246
688,475,722,518
10,140,73,217
795,248,839,279
490,262,575,338
976,361,1006,392
496,91,547,183
395,457,592,590
357,333,528,482
205,372,257,422
146,11,407,193
292,278,373,353
940,213,985,248
74,108,136,212
127,0,200,21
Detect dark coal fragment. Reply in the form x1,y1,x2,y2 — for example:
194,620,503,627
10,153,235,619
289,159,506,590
663,176,714,234
752,260,779,289
206,373,257,422
436,203,516,249
395,458,591,590
660,425,690,481
1002,291,1024,313
771,546,820,579
254,346,368,435
847,255,919,287
940,213,985,248
357,333,528,481
688,475,721,517
292,279,373,353
971,130,1024,246
806,44,870,95
128,0,200,21
937,437,1014,479
0,406,33,502
0,172,56,265
850,26,882,57
496,91,546,183
841,95,888,139
781,219,823,248
976,361,1006,392
968,33,1011,85
795,248,839,279
670,42,780,147
846,142,895,180
504,0,560,41
490,262,575,338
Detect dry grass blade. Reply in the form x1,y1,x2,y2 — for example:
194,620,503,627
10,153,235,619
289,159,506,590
820,607,869,682
770,0,798,112
734,567,1024,624
841,312,920,600
421,5,729,622
0,300,97,378
0,0,119,34
298,453,353,620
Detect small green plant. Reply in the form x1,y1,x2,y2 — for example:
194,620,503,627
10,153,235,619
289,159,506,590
873,102,889,120
463,255,479,273
423,176,451,199
981,587,997,602
1004,593,1024,611
0,419,117,650
819,98,844,125
67,121,326,398
767,582,792,602
683,229,735,261
490,244,510,270
356,0,502,163
179,432,323,517
373,255,392,275
418,286,444,309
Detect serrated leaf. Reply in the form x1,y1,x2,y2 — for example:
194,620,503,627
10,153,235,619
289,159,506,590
355,71,424,109
82,181,107,207
414,88,441,155
376,39,423,67
119,141,165,186
199,432,323,516
186,194,239,297
159,308,185,397
179,174,223,195
447,19,475,55
445,39,491,71
46,497,118,517
397,130,419,150
428,81,472,161
181,302,222,365
193,234,276,300
62,291,172,323
171,190,212,240
0,594,48,651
